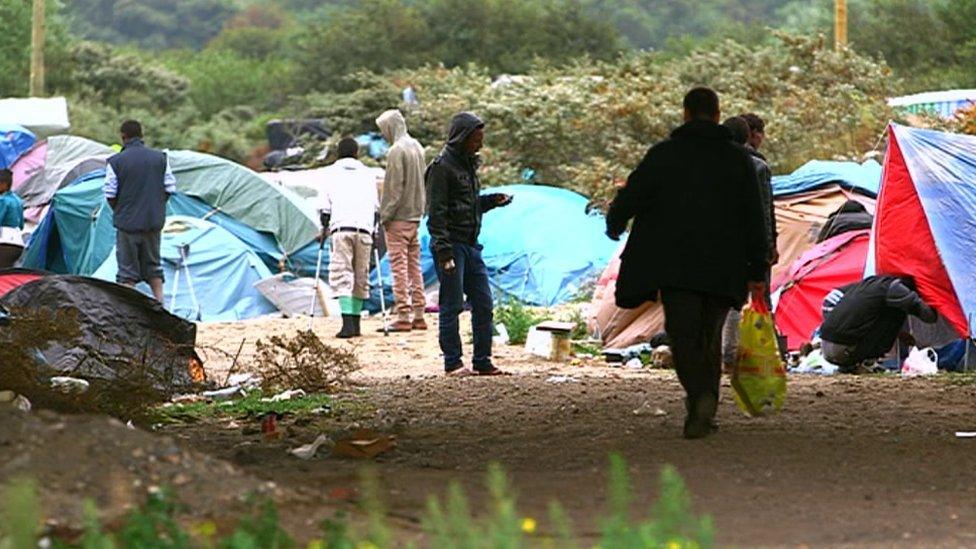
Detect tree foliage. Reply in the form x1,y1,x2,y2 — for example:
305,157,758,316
65,0,238,50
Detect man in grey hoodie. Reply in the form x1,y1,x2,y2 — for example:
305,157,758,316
426,112,512,375
376,109,428,332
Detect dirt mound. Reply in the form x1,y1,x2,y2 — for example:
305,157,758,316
0,409,280,535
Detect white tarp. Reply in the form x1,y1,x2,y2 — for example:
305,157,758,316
0,97,70,135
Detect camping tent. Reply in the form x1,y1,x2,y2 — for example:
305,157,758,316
168,150,319,256
0,275,201,412
587,240,665,350
20,170,116,275
871,124,976,339
772,229,871,350
10,135,113,224
0,124,36,169
771,160,880,282
367,184,617,310
93,217,277,322
22,157,326,279
0,268,46,298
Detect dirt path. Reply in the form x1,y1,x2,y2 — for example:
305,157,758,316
179,315,976,547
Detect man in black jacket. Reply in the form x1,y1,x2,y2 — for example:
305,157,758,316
821,276,937,369
606,88,769,439
426,112,512,376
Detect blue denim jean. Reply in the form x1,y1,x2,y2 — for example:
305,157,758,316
436,243,494,371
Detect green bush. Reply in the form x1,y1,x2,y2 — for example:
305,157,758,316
1,456,713,548
494,300,551,345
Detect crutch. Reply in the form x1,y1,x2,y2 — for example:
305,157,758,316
307,235,327,331
374,247,389,337
178,244,202,321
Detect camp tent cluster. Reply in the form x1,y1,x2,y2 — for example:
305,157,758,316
590,124,975,369
5,124,974,371
9,136,619,324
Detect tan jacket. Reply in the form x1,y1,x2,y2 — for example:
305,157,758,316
376,109,426,224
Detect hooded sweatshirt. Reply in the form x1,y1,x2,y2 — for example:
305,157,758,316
376,109,426,224
425,112,503,263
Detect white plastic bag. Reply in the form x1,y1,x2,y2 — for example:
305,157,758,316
901,346,938,377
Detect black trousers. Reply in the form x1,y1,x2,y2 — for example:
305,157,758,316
661,289,733,401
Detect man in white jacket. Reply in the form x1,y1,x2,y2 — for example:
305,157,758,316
376,109,428,332
318,138,380,338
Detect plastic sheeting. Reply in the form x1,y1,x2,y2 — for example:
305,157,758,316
0,275,199,408
772,230,870,350
477,185,617,306
0,97,70,136
355,133,390,159
20,170,115,275
168,150,319,255
11,135,113,223
874,124,976,338
93,217,277,322
772,159,882,198
0,124,36,169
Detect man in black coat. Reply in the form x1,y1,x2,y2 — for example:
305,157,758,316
606,88,769,439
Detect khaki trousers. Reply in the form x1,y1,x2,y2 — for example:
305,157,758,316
384,220,426,321
329,231,373,300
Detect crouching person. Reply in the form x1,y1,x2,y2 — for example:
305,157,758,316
317,138,380,339
426,112,512,376
820,275,938,371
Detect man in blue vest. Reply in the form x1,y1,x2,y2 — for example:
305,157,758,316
103,120,176,302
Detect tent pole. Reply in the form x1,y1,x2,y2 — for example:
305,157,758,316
967,314,973,372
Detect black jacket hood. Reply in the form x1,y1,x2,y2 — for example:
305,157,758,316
446,112,485,148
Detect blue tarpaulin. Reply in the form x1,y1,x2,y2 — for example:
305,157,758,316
367,184,617,309
355,133,390,159
0,124,36,169
772,159,882,198
93,216,277,321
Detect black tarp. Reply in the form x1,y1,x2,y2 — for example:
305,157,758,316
266,119,331,150
0,276,202,413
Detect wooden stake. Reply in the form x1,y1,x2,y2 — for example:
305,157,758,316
29,0,46,96
835,0,848,51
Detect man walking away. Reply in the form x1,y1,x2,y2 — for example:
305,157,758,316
606,88,769,439
426,112,513,376
821,276,937,371
0,169,24,268
104,120,175,302
376,109,427,332
318,138,380,339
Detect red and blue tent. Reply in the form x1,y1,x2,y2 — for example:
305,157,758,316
871,124,976,339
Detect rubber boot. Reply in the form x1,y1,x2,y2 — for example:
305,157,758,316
336,314,357,339
351,315,362,337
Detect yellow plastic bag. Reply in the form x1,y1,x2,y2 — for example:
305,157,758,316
731,303,786,416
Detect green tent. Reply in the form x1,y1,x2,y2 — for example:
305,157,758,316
168,150,318,255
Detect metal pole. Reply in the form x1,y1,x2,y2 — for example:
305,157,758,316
835,0,848,52
966,314,973,372
29,0,46,96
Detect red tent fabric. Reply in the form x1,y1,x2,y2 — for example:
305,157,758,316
0,269,45,298
773,230,870,350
